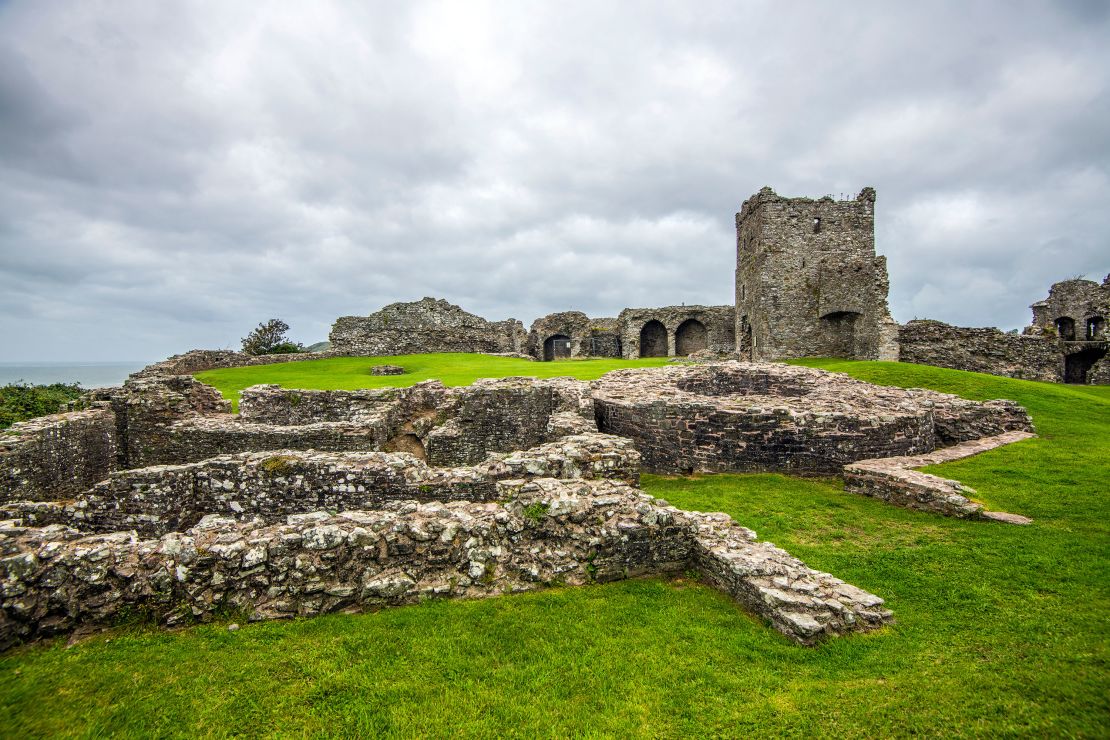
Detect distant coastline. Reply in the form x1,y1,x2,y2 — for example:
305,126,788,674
0,362,149,388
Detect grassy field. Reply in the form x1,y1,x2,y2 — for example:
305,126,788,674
0,358,1107,736
195,353,673,410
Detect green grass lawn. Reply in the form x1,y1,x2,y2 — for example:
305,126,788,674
1,358,1107,736
195,353,674,410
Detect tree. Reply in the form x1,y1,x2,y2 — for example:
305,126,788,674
241,319,304,355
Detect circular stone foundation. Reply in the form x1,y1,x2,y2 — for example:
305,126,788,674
592,362,939,474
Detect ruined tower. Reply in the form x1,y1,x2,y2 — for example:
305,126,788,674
735,186,899,362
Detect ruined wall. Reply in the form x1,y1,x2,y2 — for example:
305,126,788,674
898,320,1061,382
1028,275,1109,339
108,377,596,469
424,378,595,466
0,477,892,649
592,363,1033,475
618,305,735,359
735,187,897,361
26,434,636,537
111,376,231,468
329,297,526,356
130,349,335,380
0,407,118,502
526,313,623,361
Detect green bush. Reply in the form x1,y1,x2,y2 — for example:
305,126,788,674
0,382,84,429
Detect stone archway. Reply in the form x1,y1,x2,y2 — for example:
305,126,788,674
543,334,572,361
674,319,708,356
639,321,668,358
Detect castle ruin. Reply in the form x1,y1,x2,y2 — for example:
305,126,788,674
734,187,899,362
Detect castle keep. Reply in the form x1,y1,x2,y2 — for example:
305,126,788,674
735,187,899,362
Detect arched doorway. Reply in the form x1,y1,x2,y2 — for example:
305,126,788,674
639,320,668,357
819,311,861,358
1056,317,1076,341
543,334,572,361
674,319,708,356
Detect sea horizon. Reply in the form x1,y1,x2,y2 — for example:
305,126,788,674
0,361,152,388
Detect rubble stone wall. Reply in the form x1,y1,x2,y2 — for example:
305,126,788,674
843,431,1035,522
899,320,1062,382
592,363,1033,475
130,349,335,380
329,297,526,356
0,478,891,649
0,408,119,502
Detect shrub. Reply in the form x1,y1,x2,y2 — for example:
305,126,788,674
0,382,84,429
241,319,304,356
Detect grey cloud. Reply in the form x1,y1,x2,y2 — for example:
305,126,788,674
0,0,1107,361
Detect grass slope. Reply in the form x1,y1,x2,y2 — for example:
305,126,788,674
195,353,673,410
1,359,1107,736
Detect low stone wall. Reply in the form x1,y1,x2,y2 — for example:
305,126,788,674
238,385,401,425
0,477,891,649
592,363,1033,475
0,435,640,538
130,349,335,380
111,376,231,468
898,320,1061,382
425,377,595,466
0,408,119,502
843,431,1035,523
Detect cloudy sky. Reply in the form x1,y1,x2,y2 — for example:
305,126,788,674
1,1,1108,362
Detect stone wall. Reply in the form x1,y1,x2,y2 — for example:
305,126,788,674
526,313,624,361
617,305,735,359
735,187,898,362
111,376,231,468
899,320,1062,382
843,431,1035,523
0,407,118,502
329,297,526,356
592,362,1033,475
10,434,633,537
130,349,335,380
0,477,892,649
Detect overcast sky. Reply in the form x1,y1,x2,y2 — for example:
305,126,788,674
1,1,1108,362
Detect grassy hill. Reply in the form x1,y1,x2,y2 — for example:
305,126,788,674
1,358,1107,736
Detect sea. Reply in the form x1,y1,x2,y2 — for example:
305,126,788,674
0,362,150,388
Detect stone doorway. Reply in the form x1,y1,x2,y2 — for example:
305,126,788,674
543,334,572,361
675,319,708,356
1064,348,1106,384
819,311,861,358
639,321,668,358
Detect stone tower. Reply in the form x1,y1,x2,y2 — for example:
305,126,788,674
735,186,899,361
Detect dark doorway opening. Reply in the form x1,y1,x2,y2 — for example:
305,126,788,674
1064,348,1106,384
1056,317,1076,341
674,319,708,356
819,311,861,358
639,320,668,357
543,334,572,361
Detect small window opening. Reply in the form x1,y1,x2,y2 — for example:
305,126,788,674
813,217,821,233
